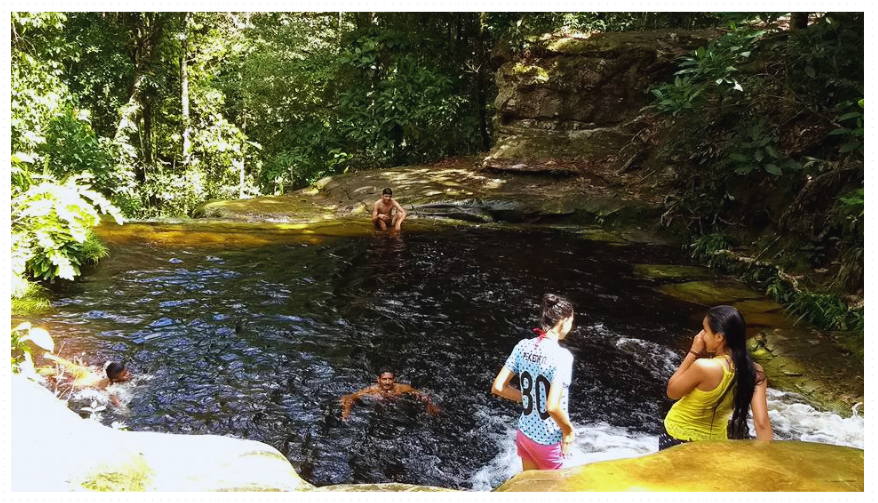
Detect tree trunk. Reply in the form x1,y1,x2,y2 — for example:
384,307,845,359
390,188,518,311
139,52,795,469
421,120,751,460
181,12,191,163
473,14,491,150
142,97,154,168
238,118,247,199
791,13,809,30
113,13,167,184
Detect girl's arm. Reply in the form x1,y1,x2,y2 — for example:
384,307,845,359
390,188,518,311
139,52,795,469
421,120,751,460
491,366,522,403
546,380,575,455
667,330,707,399
750,365,773,441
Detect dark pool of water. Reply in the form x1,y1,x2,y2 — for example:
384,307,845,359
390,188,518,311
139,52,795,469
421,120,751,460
34,225,710,489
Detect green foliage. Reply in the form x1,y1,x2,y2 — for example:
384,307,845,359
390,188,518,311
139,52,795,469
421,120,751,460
786,292,852,330
652,25,765,119
11,282,52,315
40,106,118,189
689,233,730,264
828,99,864,155
727,120,801,176
135,167,211,217
11,171,123,283
484,12,724,53
786,13,863,108
11,13,70,155
650,76,703,116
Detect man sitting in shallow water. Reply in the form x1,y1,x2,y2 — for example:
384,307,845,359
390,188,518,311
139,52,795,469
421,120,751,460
371,187,407,232
340,368,439,420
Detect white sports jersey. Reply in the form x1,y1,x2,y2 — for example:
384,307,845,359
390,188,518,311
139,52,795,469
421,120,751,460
504,336,573,445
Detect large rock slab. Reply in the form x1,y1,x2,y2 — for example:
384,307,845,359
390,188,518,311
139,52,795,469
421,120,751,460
11,374,312,491
488,30,719,164
495,441,863,491
192,161,662,227
659,279,764,306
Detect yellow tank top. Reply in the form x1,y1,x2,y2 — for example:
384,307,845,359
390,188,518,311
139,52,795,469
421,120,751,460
664,355,735,441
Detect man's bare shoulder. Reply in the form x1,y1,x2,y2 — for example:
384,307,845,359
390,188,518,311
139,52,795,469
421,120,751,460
395,383,416,393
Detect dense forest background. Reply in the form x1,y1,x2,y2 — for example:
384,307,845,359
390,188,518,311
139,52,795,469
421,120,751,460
10,12,864,350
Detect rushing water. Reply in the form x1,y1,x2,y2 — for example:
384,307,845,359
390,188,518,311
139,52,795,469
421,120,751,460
29,225,863,490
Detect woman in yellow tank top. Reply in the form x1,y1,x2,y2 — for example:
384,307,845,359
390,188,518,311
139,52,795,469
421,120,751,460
660,305,772,450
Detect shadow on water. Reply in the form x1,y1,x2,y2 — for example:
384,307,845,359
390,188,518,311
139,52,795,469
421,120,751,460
35,226,728,489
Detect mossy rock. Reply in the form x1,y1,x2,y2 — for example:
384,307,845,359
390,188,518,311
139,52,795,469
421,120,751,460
94,219,456,248
580,229,629,244
80,456,153,491
732,298,785,314
742,311,794,329
495,441,863,491
659,280,763,306
634,264,713,280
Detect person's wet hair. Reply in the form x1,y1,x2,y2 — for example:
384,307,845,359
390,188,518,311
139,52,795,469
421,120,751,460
382,187,393,196
106,361,127,380
378,366,395,377
539,293,574,331
705,305,763,439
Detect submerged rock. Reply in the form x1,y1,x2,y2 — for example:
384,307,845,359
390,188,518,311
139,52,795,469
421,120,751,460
495,441,863,491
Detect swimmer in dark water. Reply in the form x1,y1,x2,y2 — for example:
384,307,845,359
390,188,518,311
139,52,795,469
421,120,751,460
340,368,439,420
44,355,132,406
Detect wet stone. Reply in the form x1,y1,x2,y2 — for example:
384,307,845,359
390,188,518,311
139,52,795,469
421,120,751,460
634,264,713,280
495,441,863,491
732,298,785,314
659,280,764,306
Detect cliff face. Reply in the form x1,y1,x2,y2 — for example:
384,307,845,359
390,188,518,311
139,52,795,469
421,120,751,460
485,30,719,167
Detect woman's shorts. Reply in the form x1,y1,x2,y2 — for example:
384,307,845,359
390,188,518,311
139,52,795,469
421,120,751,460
515,429,563,470
658,429,689,451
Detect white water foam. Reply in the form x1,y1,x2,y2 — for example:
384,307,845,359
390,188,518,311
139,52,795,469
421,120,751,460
615,336,681,380
764,388,864,449
469,420,656,491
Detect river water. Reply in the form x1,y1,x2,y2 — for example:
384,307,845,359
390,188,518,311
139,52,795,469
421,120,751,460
31,225,864,490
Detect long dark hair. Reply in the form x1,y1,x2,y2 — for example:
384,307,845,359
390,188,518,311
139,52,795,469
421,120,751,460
706,305,764,439
540,293,574,331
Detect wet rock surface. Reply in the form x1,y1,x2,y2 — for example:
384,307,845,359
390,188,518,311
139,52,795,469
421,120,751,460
194,160,661,228
487,30,720,165
495,441,863,491
12,374,313,491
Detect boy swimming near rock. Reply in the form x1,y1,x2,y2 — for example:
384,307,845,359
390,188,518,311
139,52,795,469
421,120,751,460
43,355,132,406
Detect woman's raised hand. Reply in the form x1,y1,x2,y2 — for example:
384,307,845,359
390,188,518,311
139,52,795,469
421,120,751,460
690,329,706,354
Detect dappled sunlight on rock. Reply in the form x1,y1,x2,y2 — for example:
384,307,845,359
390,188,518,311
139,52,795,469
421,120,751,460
496,441,863,492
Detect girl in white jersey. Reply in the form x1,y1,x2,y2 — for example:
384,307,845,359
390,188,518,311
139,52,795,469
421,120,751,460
492,293,576,471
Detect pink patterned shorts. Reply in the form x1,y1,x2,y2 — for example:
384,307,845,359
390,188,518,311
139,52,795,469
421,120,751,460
515,429,564,470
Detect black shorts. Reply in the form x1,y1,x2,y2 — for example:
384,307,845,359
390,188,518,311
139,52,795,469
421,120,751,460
658,429,689,451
